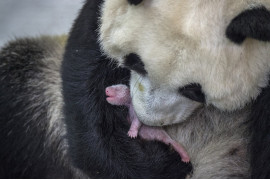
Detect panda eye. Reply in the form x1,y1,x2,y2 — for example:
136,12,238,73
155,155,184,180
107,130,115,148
127,0,143,5
179,84,206,103
124,53,147,75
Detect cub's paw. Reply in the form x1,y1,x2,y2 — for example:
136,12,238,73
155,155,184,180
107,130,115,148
128,130,138,139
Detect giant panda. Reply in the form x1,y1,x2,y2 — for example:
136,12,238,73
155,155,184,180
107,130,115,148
98,0,270,178
0,0,270,178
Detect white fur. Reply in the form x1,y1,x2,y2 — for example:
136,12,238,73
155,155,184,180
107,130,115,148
99,0,270,111
166,106,250,178
130,72,201,126
98,1,270,177
28,36,68,160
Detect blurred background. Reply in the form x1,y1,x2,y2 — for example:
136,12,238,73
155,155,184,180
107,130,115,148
0,0,84,47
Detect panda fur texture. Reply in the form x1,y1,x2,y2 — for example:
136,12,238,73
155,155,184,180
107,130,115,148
99,0,270,112
99,0,270,178
0,1,191,178
62,0,191,178
0,0,270,178
0,36,86,178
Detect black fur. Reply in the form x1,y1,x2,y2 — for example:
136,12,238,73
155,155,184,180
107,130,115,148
226,7,270,177
124,53,147,76
250,81,270,178
179,84,205,103
226,6,270,44
0,37,83,178
1,0,270,178
127,0,143,6
62,0,191,178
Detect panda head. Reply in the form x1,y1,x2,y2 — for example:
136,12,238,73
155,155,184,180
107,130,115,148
99,0,270,125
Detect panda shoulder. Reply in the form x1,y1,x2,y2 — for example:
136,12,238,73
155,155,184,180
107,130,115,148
0,35,66,75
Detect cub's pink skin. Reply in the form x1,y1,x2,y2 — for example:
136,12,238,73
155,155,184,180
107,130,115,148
105,84,190,163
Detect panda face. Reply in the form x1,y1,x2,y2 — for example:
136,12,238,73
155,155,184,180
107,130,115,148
99,0,270,114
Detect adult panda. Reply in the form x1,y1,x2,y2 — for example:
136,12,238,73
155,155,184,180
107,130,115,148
0,0,270,178
98,0,270,178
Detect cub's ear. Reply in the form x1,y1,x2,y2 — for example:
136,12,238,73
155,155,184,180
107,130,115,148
127,0,143,5
226,6,270,44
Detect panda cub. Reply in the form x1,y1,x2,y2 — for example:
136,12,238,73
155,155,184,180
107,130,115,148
105,84,190,163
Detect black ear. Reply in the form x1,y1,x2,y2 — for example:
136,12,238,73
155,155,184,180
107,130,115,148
226,6,270,44
127,0,143,5
179,84,205,103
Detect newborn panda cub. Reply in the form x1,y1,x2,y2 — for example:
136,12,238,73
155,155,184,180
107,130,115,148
105,84,190,163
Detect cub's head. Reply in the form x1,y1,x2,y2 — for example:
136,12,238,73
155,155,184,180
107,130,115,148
99,0,270,125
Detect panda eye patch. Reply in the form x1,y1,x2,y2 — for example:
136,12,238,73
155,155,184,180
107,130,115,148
124,53,147,75
127,0,143,5
179,84,205,103
226,6,270,44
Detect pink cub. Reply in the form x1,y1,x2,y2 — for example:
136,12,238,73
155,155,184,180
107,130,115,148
105,84,190,163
